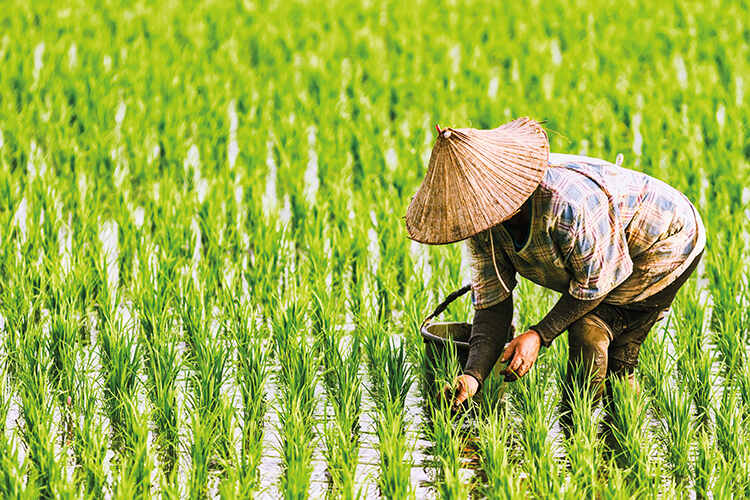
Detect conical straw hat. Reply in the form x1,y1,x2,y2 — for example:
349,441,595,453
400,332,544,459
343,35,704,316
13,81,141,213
405,117,549,245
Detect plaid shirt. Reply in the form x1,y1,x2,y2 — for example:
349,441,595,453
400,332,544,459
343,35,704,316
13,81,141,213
469,153,706,309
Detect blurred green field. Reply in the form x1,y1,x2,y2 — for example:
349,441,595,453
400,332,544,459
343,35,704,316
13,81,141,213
0,0,748,498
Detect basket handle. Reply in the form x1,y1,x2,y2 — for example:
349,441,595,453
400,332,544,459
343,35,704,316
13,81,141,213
421,284,472,329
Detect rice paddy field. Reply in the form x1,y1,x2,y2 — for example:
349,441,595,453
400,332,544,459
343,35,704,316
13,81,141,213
0,0,749,498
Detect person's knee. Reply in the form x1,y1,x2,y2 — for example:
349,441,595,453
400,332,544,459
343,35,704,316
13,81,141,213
568,315,612,384
568,315,611,354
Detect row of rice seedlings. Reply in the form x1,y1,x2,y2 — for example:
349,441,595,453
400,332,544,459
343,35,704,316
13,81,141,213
706,229,748,377
561,361,601,498
714,389,750,497
46,300,80,443
639,324,696,488
671,287,714,427
273,293,319,499
474,380,522,499
180,283,235,496
0,359,35,498
69,363,108,497
136,268,181,474
606,375,657,490
316,300,363,498
507,361,562,498
421,338,471,499
112,395,153,498
225,293,269,497
98,296,141,448
16,327,71,498
363,320,414,499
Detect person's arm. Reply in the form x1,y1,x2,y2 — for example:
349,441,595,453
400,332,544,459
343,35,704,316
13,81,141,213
529,292,606,347
462,295,513,386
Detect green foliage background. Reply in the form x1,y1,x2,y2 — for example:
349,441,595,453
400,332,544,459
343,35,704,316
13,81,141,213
0,0,748,498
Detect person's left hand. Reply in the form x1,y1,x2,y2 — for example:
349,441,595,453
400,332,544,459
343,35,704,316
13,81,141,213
501,330,541,381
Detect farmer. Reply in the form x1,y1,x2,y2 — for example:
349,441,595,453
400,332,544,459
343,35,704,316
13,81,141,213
405,117,705,419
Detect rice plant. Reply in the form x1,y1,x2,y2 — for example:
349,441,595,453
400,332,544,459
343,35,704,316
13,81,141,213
475,402,522,499
507,357,561,498
274,295,319,500
227,299,268,496
17,328,71,498
319,329,363,498
654,381,694,484
561,361,600,498
606,375,657,490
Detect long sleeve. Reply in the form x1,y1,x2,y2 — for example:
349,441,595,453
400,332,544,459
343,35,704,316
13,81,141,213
530,292,605,346
462,296,513,385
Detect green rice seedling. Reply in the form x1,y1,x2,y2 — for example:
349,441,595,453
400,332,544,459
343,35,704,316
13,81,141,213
712,457,737,500
654,381,694,484
425,404,471,500
736,362,750,415
188,410,218,500
0,275,40,378
320,332,362,420
187,332,232,468
310,288,336,344
0,368,11,435
46,303,81,443
321,414,362,499
320,332,362,498
136,262,174,348
376,400,415,500
270,292,306,362
362,318,415,499
143,334,180,472
0,369,33,498
114,395,153,499
214,396,238,472
508,364,561,498
46,304,80,400
474,404,522,499
682,350,714,427
276,331,319,500
712,308,746,377
595,459,647,499
230,312,268,494
714,389,750,496
17,331,71,498
560,361,600,498
98,316,142,444
0,430,35,499
278,404,317,500
606,375,656,490
637,329,672,403
70,374,108,498
694,431,716,499
159,468,182,500
671,280,706,361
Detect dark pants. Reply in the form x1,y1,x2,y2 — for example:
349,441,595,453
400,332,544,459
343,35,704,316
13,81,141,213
564,250,704,407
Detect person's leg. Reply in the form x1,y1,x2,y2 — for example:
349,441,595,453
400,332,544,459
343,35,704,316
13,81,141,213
560,313,617,436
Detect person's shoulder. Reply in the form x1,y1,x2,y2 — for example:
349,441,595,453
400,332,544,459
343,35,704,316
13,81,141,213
540,158,596,206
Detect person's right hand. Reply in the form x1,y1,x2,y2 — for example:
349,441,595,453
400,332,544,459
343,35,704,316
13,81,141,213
445,373,479,408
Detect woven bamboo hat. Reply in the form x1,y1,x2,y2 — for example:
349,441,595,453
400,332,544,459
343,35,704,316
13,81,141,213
405,117,549,245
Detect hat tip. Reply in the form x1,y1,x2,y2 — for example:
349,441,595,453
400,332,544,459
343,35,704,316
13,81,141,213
435,123,452,139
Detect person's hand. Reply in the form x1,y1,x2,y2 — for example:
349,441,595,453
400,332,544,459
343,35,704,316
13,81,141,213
444,373,479,408
501,330,541,381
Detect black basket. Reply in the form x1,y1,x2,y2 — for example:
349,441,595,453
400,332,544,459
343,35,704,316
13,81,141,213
420,285,513,374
